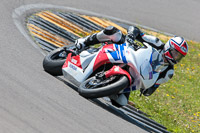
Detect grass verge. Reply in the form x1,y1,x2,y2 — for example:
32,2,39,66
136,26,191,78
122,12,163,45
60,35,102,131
130,29,200,133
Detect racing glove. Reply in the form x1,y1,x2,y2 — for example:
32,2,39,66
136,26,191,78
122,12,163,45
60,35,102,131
75,38,87,51
126,26,142,44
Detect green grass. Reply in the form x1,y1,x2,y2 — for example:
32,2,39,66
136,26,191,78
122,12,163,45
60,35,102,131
129,33,200,133
87,27,200,132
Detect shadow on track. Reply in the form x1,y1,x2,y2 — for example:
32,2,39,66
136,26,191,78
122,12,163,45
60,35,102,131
55,76,151,133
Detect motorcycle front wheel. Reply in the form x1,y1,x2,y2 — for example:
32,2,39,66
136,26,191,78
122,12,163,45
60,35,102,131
43,46,75,76
79,75,129,98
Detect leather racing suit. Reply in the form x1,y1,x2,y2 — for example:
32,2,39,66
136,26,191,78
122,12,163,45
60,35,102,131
77,26,174,106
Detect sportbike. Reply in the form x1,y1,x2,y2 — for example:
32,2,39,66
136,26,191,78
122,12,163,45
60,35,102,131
43,41,162,98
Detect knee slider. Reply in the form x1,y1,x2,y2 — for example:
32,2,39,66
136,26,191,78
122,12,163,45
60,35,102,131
103,26,119,35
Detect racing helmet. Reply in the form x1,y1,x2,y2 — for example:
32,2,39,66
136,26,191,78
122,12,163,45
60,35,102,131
164,37,188,65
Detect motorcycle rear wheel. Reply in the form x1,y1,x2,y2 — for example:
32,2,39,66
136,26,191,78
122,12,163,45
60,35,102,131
43,46,75,76
79,75,129,98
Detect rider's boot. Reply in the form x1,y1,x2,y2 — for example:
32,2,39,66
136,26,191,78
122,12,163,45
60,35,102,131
75,26,125,51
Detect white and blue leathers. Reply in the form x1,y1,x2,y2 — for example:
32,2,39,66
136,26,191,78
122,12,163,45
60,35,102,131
75,26,174,107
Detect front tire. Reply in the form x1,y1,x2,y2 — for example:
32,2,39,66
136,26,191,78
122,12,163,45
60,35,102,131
79,75,129,98
43,46,75,76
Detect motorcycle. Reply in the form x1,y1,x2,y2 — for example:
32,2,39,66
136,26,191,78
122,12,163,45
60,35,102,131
43,40,162,98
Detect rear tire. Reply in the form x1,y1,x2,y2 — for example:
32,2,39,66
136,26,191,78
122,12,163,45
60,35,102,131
43,46,75,76
79,75,129,98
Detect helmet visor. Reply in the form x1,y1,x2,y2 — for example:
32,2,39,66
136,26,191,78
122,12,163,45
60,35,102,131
170,48,184,63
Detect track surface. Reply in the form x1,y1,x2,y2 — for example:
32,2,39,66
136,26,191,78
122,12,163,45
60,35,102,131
1,0,199,133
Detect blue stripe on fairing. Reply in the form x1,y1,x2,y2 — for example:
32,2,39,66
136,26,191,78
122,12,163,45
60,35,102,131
110,44,120,60
109,43,127,63
119,43,127,63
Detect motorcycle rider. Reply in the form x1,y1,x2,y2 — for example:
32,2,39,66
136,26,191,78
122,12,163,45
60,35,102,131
75,26,189,107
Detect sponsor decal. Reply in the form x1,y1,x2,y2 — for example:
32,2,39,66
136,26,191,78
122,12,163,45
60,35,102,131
71,58,77,64
69,63,77,71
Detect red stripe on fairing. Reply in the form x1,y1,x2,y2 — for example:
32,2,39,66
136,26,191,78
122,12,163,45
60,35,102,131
71,55,82,69
62,53,72,68
93,44,114,71
62,54,82,69
105,66,132,85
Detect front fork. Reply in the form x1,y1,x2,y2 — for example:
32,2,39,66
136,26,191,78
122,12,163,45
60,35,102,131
96,65,132,85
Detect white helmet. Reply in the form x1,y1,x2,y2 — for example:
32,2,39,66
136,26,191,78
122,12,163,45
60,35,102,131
164,37,188,65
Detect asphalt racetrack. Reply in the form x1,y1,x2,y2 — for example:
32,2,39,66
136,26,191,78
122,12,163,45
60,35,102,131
1,0,199,133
